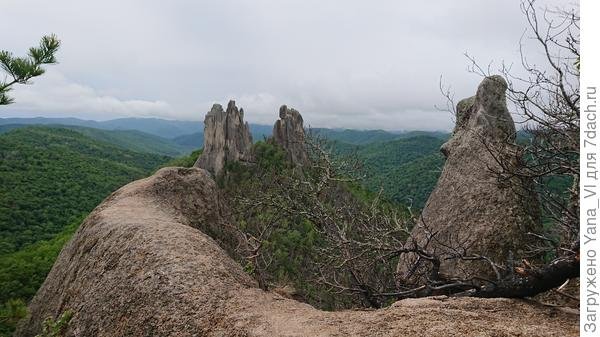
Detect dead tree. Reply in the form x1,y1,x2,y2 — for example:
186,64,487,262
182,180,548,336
223,0,579,308
464,0,579,264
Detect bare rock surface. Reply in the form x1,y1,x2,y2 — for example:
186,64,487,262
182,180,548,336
397,75,542,285
195,100,253,175
17,167,577,337
273,105,309,165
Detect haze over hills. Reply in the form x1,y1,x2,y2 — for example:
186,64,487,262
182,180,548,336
0,116,450,147
0,117,201,139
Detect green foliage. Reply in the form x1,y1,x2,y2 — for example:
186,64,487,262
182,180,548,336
220,140,408,309
311,128,448,145
0,35,60,105
253,141,287,171
0,126,169,335
218,140,288,187
0,126,169,254
331,135,446,209
0,219,80,306
0,298,28,336
64,126,190,156
35,310,73,337
332,134,571,212
1,124,190,156
161,149,203,168
368,153,444,209
220,142,320,295
331,133,572,217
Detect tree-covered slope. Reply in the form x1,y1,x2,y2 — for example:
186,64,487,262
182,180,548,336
330,132,567,211
367,153,444,209
328,135,445,209
1,124,193,156
356,135,444,172
0,217,80,309
0,127,170,254
0,117,202,139
312,128,448,145
64,126,193,156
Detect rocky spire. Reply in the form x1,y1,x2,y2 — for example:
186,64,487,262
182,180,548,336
396,75,542,286
272,105,309,165
194,100,253,175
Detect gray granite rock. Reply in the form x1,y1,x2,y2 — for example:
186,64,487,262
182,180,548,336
396,75,542,286
273,105,309,165
195,100,253,175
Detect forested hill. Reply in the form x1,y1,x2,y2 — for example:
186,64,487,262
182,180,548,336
0,124,196,156
0,126,175,334
330,135,446,209
0,117,201,139
311,128,448,145
0,126,170,254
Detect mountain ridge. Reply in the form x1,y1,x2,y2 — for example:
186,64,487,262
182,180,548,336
0,117,449,144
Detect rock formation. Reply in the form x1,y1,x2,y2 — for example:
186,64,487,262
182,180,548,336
396,75,542,286
194,100,253,175
17,167,576,337
273,105,309,165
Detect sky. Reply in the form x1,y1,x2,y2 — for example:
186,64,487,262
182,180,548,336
0,0,572,131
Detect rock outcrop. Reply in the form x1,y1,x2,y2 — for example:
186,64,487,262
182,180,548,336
194,100,253,175
397,75,542,285
17,167,576,337
273,105,309,165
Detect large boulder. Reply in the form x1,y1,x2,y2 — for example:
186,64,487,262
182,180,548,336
16,167,576,337
397,75,542,286
273,105,309,165
195,100,253,175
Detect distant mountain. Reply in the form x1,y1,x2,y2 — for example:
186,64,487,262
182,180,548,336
172,132,203,149
1,123,193,156
62,126,193,156
1,117,449,144
0,124,25,134
249,124,274,141
0,117,201,139
310,128,399,144
171,124,273,149
311,128,449,145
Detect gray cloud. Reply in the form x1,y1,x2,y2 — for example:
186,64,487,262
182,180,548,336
0,0,570,130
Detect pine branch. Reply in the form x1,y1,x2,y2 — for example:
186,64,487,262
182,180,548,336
0,34,60,105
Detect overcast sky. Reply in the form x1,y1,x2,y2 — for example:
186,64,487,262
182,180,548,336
0,0,571,131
